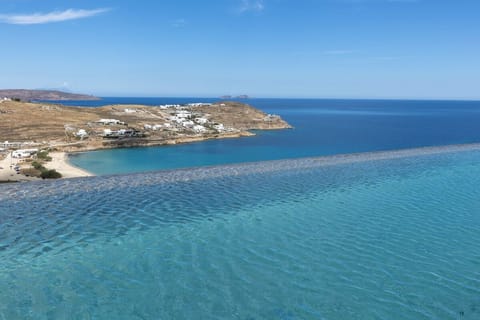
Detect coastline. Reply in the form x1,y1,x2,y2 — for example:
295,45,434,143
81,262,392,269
59,142,480,181
0,151,93,182
58,130,257,153
45,152,94,178
3,141,480,198
0,99,293,181
0,100,292,154
3,141,480,183
0,131,271,182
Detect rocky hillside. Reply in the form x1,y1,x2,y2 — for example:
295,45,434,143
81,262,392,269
0,100,291,151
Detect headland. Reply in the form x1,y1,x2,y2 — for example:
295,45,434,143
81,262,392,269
0,99,291,181
0,89,100,101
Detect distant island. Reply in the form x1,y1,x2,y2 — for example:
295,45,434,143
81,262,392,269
0,89,100,101
220,95,250,99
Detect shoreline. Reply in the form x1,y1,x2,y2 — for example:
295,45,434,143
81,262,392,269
3,141,480,198
0,151,93,182
5,141,480,183
45,152,94,178
58,130,257,153
61,141,480,179
0,131,271,182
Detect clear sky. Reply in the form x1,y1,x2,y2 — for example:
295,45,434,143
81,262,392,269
0,0,479,99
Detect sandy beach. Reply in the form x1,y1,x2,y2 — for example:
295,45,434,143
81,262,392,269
44,152,94,178
0,151,93,182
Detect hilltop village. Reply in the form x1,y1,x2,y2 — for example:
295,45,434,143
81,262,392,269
0,99,291,181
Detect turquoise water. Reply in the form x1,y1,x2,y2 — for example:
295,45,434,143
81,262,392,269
2,147,480,319
66,98,480,175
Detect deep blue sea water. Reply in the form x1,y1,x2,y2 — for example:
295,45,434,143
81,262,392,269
1,148,480,319
61,98,480,175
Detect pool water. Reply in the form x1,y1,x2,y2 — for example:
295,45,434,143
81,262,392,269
1,147,480,319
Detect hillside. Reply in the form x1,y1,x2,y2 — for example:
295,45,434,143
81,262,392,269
0,89,99,101
0,100,291,152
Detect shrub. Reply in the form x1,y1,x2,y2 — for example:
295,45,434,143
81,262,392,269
37,150,52,161
31,161,44,170
30,161,62,179
40,169,62,179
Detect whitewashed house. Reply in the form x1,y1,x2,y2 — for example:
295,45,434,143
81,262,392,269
98,119,124,125
213,124,225,131
2,141,23,148
187,103,212,107
193,125,207,133
12,149,38,159
176,111,191,119
182,120,195,127
195,117,208,124
76,129,88,139
159,104,180,109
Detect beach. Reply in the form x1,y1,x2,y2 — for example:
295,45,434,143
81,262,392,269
44,152,94,178
0,151,93,182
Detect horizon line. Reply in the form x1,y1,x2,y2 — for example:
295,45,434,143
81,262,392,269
2,88,480,102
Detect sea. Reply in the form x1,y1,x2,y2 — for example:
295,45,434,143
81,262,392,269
1,98,480,319
59,98,480,175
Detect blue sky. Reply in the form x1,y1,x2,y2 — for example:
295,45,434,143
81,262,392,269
0,0,479,99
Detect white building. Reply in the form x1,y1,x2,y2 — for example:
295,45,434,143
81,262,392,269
193,125,207,133
12,149,38,159
146,123,172,130
182,120,195,127
1,141,38,149
264,114,280,121
75,129,88,139
213,124,225,131
98,119,124,125
195,117,208,125
159,104,181,109
2,141,22,148
187,103,212,107
175,111,191,119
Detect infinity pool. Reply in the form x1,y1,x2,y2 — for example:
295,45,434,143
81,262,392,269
1,146,480,319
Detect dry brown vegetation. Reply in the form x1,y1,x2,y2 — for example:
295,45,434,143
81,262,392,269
0,100,291,151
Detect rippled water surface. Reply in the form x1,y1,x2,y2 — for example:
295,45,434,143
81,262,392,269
1,149,480,319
